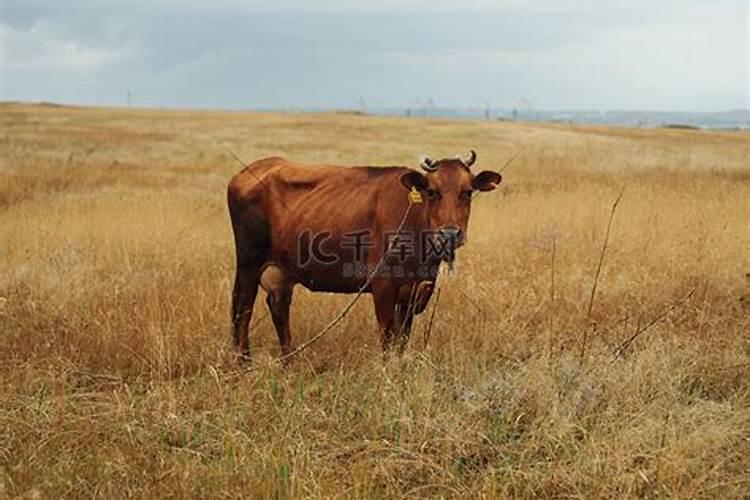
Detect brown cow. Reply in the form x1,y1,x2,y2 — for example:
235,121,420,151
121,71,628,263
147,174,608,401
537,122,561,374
227,150,502,360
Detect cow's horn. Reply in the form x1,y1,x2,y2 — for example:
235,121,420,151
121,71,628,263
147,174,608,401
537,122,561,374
419,155,437,172
460,149,477,167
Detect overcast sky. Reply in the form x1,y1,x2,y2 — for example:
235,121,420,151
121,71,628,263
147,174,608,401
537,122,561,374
1,0,748,111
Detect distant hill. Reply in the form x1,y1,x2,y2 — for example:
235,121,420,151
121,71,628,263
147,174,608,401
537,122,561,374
369,107,750,130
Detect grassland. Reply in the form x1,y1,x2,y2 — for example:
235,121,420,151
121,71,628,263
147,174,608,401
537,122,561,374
1,102,748,498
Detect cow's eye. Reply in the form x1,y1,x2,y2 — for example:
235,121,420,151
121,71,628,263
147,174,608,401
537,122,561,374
460,190,473,201
427,189,442,201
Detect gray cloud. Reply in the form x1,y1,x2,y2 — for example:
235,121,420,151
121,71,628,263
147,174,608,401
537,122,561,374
1,0,747,110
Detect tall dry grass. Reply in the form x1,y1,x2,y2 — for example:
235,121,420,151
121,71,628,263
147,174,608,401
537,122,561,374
1,103,748,498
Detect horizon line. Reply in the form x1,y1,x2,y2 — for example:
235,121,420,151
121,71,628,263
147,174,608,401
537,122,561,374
2,100,749,116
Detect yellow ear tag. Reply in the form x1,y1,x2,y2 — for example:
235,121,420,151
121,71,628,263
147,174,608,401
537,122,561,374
408,186,423,204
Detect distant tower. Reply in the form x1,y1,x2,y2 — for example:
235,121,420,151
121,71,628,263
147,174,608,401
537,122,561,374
512,98,533,120
413,97,424,118
127,90,132,107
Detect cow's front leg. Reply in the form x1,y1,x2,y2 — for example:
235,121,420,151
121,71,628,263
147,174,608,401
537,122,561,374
393,283,421,352
391,280,437,352
371,280,398,351
393,302,415,353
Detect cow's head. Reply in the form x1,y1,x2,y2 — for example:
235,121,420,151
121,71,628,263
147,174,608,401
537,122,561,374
400,150,502,263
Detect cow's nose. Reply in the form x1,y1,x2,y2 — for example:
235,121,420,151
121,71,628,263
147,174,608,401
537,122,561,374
439,227,464,246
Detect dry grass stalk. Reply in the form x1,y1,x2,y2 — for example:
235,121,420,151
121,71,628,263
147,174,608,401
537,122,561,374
581,187,625,361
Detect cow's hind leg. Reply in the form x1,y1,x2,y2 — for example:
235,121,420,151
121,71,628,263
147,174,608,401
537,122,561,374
261,264,295,358
231,257,263,361
229,213,268,362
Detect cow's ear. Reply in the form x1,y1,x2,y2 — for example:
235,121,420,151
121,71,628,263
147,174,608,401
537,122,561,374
472,171,502,192
401,171,429,191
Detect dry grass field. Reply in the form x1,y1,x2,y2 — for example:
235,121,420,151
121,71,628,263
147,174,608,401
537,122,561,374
1,102,748,498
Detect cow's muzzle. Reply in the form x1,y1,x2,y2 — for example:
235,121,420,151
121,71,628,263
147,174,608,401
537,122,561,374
435,227,464,263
